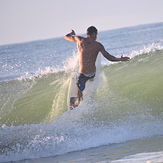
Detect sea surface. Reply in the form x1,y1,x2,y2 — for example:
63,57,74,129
0,22,163,163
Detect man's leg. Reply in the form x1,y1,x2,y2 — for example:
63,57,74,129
76,78,94,103
76,87,83,103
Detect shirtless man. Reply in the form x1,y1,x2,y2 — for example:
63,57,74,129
64,26,130,106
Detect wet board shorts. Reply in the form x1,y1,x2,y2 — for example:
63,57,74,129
76,72,95,91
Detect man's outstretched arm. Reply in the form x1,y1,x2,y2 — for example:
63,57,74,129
100,43,130,62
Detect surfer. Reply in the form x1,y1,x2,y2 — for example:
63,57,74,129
64,26,130,106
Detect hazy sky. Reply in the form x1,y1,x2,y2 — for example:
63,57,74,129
0,0,163,45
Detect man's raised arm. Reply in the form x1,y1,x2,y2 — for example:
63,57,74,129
64,29,77,42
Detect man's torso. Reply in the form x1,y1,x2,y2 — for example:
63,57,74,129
77,37,100,74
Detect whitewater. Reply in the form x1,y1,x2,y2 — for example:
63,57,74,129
0,22,163,163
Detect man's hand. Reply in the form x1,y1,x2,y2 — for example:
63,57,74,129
69,29,76,36
66,29,76,36
120,55,130,61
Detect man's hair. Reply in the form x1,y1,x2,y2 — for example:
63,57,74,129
87,26,98,36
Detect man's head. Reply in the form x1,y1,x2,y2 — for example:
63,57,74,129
87,26,98,40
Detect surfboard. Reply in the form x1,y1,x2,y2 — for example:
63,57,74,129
67,53,101,110
67,73,78,110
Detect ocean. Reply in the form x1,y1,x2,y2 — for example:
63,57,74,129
0,22,163,163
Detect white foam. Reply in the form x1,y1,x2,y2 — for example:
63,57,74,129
129,42,163,59
63,51,79,73
17,67,60,81
112,151,163,163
